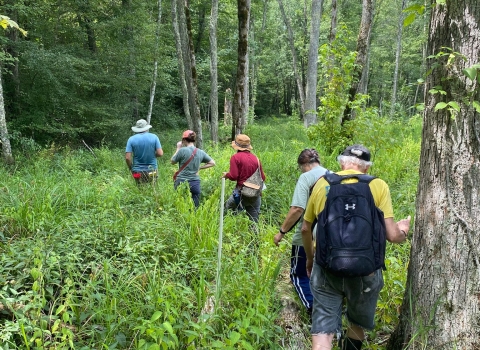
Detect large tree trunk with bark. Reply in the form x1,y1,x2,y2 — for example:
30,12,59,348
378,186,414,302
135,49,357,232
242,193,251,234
232,0,250,137
183,0,203,148
387,1,480,349
171,0,193,129
277,0,306,119
304,0,323,127
209,0,219,143
342,0,373,124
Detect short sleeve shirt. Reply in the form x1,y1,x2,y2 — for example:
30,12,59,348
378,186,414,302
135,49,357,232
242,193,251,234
171,146,212,181
125,132,162,171
304,169,394,224
290,166,328,246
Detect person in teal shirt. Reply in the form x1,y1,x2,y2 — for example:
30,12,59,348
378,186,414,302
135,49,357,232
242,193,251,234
125,119,163,184
171,130,215,207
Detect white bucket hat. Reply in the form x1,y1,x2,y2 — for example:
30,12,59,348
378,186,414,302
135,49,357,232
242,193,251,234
131,119,152,133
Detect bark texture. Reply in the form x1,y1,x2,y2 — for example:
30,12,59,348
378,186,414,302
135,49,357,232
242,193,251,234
209,0,219,143
232,0,250,136
304,0,323,127
387,1,480,349
342,0,373,124
0,72,14,164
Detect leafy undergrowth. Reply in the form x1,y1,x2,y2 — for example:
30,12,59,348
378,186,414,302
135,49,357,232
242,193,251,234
0,116,420,349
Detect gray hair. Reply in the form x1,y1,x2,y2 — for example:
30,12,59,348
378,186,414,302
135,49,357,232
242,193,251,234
337,155,372,172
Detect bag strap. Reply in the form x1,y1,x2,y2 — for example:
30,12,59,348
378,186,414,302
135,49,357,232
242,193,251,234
173,148,197,180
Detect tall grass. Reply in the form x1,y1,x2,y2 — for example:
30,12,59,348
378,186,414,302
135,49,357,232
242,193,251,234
0,116,420,349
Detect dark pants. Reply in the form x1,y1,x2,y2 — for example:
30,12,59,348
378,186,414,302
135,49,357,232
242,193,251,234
225,190,261,223
174,179,201,208
290,245,313,311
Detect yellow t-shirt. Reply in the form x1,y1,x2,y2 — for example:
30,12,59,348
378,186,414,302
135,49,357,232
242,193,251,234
304,169,394,223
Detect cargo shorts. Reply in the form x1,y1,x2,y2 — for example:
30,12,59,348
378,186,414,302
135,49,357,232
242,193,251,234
309,262,384,334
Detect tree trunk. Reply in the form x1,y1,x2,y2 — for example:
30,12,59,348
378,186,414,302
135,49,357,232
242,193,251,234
342,0,373,124
183,0,203,148
147,0,162,125
390,0,407,117
277,0,306,119
209,0,219,143
328,0,337,44
387,1,480,349
232,0,250,137
249,15,256,125
304,0,323,127
171,0,193,129
0,71,14,164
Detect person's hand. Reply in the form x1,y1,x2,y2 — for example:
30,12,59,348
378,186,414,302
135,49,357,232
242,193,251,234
273,232,283,246
222,172,227,178
176,141,182,149
397,215,412,237
306,258,313,278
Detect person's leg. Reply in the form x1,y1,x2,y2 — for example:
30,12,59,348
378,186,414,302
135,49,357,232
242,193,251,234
188,180,201,208
342,269,384,350
243,195,261,223
290,245,313,312
310,263,343,350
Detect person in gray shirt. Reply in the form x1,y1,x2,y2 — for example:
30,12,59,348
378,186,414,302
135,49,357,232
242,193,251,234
171,130,215,208
274,149,328,315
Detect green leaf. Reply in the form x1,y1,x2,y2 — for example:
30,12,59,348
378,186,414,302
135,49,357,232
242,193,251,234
162,322,174,337
228,331,241,344
434,102,448,111
150,311,162,322
472,101,480,113
462,68,477,80
56,305,66,315
404,4,425,14
447,101,460,112
403,13,416,27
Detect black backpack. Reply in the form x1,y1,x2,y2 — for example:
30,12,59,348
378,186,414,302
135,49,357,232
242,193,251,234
315,173,387,277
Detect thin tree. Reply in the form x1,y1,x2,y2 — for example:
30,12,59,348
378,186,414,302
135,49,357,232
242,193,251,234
304,0,323,127
0,15,26,164
390,0,407,116
277,0,306,119
232,0,250,137
387,1,480,348
342,0,373,124
147,0,162,124
209,0,219,143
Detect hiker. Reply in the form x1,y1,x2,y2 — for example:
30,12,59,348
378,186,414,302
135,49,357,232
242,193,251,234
125,119,163,184
222,134,266,223
301,144,411,350
171,130,215,208
273,149,328,315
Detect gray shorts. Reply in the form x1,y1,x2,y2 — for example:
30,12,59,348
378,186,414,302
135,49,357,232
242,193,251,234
309,262,384,334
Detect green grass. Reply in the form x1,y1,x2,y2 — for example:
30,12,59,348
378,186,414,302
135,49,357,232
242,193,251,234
0,116,420,349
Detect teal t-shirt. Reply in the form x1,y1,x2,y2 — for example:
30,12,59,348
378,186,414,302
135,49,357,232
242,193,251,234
171,146,212,181
291,165,328,246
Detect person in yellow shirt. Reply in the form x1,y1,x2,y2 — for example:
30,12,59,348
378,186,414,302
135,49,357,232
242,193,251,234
301,144,411,350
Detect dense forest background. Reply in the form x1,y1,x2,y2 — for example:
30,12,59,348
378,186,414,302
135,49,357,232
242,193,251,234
1,0,425,149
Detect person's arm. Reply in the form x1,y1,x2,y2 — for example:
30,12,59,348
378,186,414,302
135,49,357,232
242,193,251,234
301,219,315,277
156,148,164,158
385,215,411,243
274,206,304,246
170,142,182,164
199,159,215,170
222,156,238,180
125,152,133,170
